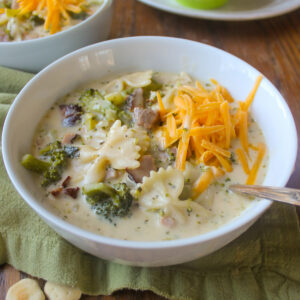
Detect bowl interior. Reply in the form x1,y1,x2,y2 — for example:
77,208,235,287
2,37,298,247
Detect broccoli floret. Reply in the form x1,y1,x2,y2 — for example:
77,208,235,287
105,91,128,106
79,88,101,107
21,154,51,173
83,182,133,221
39,141,68,187
78,88,119,123
30,14,44,26
21,141,79,187
69,10,88,20
117,110,132,127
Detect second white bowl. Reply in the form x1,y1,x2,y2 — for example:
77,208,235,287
0,0,113,73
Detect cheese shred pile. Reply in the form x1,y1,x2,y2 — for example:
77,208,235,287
0,0,86,34
156,75,265,198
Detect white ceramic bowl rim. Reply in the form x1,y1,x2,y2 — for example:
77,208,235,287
0,0,110,46
2,36,298,250
137,0,300,21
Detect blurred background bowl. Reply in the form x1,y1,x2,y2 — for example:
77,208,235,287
0,0,113,73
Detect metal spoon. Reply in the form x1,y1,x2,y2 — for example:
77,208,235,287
229,184,300,206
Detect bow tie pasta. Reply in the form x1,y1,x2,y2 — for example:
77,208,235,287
137,167,211,225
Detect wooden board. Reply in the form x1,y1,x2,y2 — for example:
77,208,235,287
1,0,300,299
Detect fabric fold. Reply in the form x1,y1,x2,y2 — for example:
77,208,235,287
0,234,6,265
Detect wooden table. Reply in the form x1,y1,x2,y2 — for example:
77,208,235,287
1,1,300,299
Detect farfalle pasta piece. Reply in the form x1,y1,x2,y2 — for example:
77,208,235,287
137,167,184,210
79,145,98,163
84,156,108,185
99,120,141,169
130,126,150,153
122,70,153,88
137,167,210,223
100,71,153,94
101,79,125,94
177,72,193,86
78,121,141,184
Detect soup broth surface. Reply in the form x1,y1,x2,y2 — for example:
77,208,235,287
29,71,268,241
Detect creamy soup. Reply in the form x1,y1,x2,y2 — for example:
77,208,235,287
0,0,102,41
22,71,268,241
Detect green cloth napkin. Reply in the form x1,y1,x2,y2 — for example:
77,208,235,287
1,66,300,300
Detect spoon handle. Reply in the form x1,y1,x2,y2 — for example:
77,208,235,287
229,184,300,206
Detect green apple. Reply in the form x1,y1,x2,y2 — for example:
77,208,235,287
175,0,228,9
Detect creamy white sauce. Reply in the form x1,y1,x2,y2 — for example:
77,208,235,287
32,72,268,242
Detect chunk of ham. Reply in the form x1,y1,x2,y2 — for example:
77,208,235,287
59,104,82,127
63,187,80,199
127,155,156,183
50,187,62,197
62,176,71,188
62,133,79,144
133,107,160,129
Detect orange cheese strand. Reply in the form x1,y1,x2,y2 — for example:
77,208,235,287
210,78,235,103
238,110,249,154
201,140,231,158
196,81,206,92
190,125,224,136
221,86,234,103
220,101,231,149
174,96,186,110
157,91,166,120
18,0,39,14
246,143,266,185
249,143,259,151
236,148,250,174
180,86,209,101
182,94,194,129
244,75,263,111
190,136,203,162
176,132,190,171
213,167,225,178
192,168,215,199
213,152,233,172
201,151,215,165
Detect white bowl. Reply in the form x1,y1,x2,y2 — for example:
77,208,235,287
2,37,298,266
0,0,113,73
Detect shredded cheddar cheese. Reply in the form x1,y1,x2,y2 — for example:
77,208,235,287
156,75,266,197
235,148,250,174
192,168,214,198
157,91,166,120
0,0,87,34
246,143,266,185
